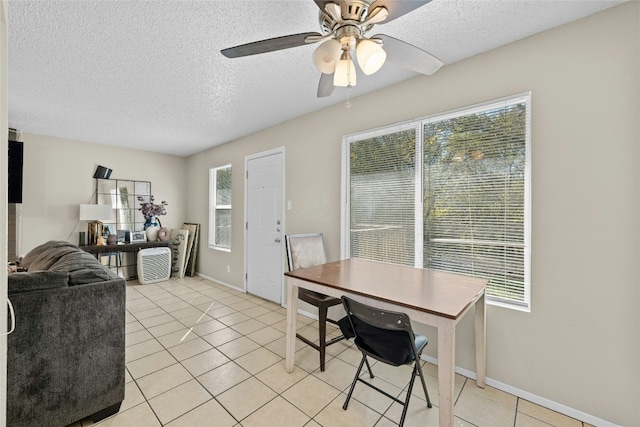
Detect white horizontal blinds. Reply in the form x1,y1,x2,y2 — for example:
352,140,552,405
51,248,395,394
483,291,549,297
343,94,531,309
423,100,528,305
349,128,416,266
215,166,232,248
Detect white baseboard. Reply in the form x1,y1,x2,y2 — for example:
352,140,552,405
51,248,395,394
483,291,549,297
281,302,328,321
420,354,619,427
195,272,244,293
292,307,317,320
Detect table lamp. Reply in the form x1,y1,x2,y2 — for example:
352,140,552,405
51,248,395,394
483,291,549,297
79,204,113,245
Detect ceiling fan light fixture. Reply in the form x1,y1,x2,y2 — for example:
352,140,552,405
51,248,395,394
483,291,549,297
356,39,386,75
312,39,342,74
333,50,356,87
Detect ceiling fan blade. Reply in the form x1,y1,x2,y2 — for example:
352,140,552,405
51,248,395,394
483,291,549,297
374,34,443,75
317,73,335,98
368,0,432,24
221,32,322,58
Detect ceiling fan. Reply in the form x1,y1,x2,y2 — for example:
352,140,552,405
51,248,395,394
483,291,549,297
221,0,443,98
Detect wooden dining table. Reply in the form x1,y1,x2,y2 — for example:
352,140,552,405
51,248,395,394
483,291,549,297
284,258,488,427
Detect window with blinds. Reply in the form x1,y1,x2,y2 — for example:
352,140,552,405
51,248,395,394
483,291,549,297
342,93,531,310
349,128,418,266
209,165,232,251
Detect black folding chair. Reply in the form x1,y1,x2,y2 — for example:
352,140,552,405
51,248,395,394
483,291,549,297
340,296,432,427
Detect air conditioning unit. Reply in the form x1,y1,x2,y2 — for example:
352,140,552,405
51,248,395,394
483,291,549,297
137,247,171,285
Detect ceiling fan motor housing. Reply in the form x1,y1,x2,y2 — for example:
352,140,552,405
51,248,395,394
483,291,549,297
318,0,372,35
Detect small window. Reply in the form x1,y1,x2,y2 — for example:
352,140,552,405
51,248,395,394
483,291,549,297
209,165,232,251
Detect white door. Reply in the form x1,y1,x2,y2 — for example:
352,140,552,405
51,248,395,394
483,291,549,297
246,149,284,304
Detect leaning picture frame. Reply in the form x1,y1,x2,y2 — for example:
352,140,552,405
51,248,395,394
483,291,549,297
130,230,146,243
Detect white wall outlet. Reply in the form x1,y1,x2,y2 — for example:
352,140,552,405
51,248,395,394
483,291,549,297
226,265,230,273
287,200,292,210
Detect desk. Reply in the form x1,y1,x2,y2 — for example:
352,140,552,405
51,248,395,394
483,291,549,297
284,258,487,427
81,241,170,279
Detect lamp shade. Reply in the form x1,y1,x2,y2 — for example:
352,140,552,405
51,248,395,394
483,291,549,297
312,39,341,74
357,39,386,75
333,51,357,87
79,204,113,221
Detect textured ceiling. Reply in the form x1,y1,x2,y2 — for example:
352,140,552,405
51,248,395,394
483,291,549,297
8,0,625,157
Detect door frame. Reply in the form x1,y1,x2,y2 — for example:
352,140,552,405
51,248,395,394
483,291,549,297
243,146,286,305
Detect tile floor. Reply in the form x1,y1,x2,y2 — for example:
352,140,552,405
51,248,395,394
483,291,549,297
68,276,591,427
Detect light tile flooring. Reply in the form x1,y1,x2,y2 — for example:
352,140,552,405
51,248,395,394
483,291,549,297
68,276,591,427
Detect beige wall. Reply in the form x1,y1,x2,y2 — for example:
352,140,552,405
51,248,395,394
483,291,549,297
19,133,188,255
187,3,639,426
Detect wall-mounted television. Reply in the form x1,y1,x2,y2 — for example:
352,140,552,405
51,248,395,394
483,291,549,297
8,140,23,203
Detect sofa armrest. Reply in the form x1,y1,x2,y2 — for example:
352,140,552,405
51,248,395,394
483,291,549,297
8,271,69,295
7,277,126,427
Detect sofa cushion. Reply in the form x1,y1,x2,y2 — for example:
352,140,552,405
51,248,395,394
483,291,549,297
19,240,119,286
20,241,81,271
8,271,69,295
49,250,119,286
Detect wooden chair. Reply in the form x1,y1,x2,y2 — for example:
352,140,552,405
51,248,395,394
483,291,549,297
285,233,345,371
340,295,432,427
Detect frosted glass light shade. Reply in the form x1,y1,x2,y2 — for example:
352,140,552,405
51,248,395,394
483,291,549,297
357,39,386,75
312,39,341,74
333,52,356,87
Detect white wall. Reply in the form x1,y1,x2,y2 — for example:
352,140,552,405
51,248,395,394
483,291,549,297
0,1,9,425
187,3,639,426
19,133,188,255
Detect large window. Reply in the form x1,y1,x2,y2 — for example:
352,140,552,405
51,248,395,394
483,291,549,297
209,165,232,251
342,93,531,310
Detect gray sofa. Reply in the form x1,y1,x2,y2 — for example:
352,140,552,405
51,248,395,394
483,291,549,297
7,241,126,427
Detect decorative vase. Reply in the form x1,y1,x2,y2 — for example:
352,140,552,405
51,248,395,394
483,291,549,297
144,216,161,241
157,227,170,241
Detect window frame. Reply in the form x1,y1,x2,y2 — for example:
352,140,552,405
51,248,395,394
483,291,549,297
341,93,531,311
209,164,232,252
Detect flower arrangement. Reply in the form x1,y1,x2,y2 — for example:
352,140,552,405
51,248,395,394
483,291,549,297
138,195,168,228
